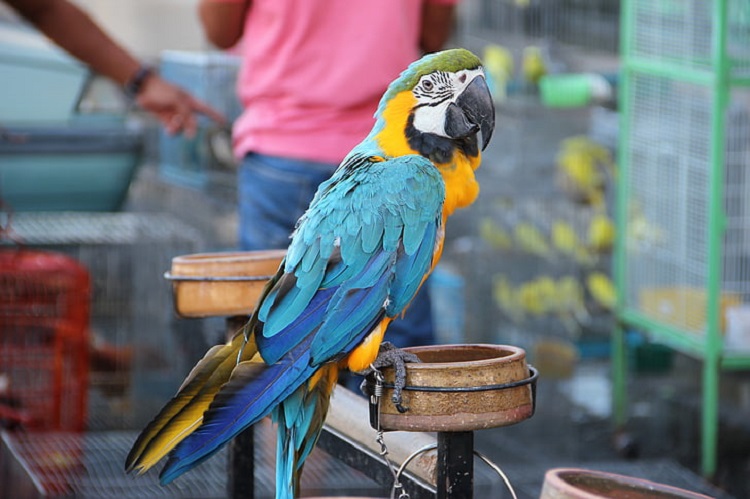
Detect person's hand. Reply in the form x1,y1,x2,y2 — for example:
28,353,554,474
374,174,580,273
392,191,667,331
136,75,226,137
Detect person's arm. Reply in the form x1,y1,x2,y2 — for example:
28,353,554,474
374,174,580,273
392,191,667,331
7,0,224,135
420,1,456,54
198,0,250,50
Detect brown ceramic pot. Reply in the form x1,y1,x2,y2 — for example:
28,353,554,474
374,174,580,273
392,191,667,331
540,468,715,499
377,344,536,432
167,250,285,317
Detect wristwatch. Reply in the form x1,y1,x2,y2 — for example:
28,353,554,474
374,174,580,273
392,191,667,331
124,65,155,98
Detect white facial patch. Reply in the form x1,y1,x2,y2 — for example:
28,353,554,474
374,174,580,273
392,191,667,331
411,67,485,137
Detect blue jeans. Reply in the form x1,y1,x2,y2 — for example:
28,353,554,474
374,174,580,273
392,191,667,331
237,153,434,349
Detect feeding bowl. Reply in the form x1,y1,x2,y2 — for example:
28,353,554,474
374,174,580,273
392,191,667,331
374,344,536,432
540,468,714,499
165,250,286,318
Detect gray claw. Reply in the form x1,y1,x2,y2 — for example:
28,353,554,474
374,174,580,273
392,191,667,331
368,342,421,412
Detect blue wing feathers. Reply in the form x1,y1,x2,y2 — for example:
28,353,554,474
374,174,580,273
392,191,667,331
311,272,392,364
257,286,335,365
259,155,444,363
388,223,439,315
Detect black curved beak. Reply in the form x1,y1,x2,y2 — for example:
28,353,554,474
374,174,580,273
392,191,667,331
445,74,495,151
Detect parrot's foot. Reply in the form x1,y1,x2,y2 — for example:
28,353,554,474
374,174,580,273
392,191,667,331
361,342,421,413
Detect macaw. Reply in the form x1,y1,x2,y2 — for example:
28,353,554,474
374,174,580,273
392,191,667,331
125,48,495,498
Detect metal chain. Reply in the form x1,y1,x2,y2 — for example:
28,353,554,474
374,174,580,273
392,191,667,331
369,367,410,499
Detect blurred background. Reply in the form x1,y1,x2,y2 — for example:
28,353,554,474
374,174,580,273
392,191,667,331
0,0,749,497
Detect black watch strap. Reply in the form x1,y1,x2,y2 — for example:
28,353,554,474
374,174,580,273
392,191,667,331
124,65,155,98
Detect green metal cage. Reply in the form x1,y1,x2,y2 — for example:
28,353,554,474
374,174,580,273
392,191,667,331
615,0,750,478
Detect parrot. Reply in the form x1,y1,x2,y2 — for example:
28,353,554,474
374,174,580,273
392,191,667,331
553,276,589,334
493,274,524,324
513,220,552,260
522,45,547,87
587,212,615,254
482,44,514,104
555,136,616,208
587,271,617,311
124,48,495,498
517,276,557,316
479,216,513,251
551,219,595,265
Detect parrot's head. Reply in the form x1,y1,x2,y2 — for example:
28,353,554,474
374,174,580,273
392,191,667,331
368,48,495,214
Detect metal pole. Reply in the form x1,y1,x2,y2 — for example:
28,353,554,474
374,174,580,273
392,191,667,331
437,431,474,499
702,0,729,480
228,427,255,499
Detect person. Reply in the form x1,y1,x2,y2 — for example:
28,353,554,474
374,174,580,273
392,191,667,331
197,0,458,350
5,0,224,136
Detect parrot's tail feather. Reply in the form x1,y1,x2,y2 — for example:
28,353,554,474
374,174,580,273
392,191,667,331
125,332,258,474
158,338,317,485
273,363,339,499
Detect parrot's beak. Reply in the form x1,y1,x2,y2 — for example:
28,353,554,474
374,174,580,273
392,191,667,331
445,74,495,151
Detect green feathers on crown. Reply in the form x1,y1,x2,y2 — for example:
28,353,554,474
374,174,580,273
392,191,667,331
384,48,483,99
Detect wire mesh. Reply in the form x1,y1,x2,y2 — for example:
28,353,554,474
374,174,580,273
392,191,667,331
0,250,90,431
629,0,750,78
0,419,388,498
4,213,207,431
728,0,750,79
630,0,713,69
623,73,713,335
623,73,750,344
721,89,750,351
459,0,620,54
2,430,227,498
0,322,89,432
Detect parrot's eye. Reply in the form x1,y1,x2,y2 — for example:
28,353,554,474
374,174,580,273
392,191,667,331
422,80,434,91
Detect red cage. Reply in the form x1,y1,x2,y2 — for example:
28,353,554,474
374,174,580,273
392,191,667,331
0,249,90,431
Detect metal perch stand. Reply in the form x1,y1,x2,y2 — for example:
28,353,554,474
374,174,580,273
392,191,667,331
364,343,538,499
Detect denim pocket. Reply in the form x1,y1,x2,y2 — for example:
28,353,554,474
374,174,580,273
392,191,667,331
238,154,335,250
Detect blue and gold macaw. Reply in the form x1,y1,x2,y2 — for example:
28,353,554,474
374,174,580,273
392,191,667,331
125,48,494,498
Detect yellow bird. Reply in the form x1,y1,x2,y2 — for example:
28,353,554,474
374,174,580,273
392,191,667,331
517,276,557,316
586,271,617,311
493,274,524,324
514,221,552,260
556,136,615,208
551,219,592,264
588,213,615,253
479,217,513,251
551,220,578,258
522,46,547,86
555,275,590,330
483,44,514,103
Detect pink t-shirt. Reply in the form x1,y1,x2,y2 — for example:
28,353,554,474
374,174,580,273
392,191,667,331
228,0,456,163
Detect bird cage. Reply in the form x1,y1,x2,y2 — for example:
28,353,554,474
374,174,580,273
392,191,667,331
0,249,90,431
614,0,750,478
4,212,206,430
445,0,621,367
460,0,621,53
